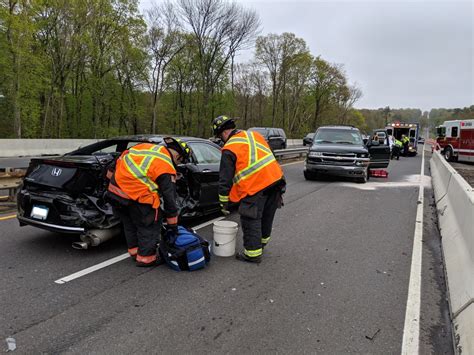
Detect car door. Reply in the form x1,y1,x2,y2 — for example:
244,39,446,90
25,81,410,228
409,128,418,149
368,140,391,168
185,141,221,210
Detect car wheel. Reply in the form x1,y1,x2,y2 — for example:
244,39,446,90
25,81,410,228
304,171,317,181
444,147,454,162
356,168,368,183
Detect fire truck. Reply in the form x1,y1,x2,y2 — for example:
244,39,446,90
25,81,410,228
385,122,420,156
436,119,474,162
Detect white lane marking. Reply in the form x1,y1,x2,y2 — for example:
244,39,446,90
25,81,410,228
54,253,130,284
281,160,304,167
401,146,425,354
191,216,225,231
54,216,226,285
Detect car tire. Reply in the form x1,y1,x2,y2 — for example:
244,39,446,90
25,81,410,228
304,171,317,181
356,168,368,183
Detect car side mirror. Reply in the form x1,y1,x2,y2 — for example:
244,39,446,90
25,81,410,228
363,138,368,145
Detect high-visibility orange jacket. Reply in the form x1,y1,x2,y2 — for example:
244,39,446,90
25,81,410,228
108,143,176,209
220,130,284,203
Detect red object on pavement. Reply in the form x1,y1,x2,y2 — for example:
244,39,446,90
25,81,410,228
369,169,389,178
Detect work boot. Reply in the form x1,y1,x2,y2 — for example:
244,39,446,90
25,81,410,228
235,251,262,264
135,255,165,267
136,258,165,267
136,260,157,267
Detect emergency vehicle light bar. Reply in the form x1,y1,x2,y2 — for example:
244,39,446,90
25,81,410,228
389,123,415,128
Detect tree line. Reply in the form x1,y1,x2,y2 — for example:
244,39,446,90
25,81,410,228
0,0,471,139
0,0,367,138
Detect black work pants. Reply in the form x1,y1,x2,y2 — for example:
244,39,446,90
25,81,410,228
239,186,281,254
114,202,162,257
391,146,400,160
403,143,409,156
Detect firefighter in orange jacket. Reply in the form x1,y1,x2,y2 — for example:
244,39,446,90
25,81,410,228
213,116,286,263
107,137,191,267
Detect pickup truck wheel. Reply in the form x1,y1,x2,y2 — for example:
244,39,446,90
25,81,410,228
356,169,368,183
304,171,317,181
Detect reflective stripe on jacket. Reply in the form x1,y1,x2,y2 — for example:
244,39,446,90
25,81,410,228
222,131,284,203
108,143,176,209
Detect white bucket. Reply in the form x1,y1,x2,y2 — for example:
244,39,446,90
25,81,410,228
212,220,238,257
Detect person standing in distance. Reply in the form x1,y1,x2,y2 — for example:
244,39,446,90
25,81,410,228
107,137,191,267
213,116,286,263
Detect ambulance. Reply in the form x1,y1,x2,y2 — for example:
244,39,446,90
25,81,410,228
385,122,420,156
436,119,474,162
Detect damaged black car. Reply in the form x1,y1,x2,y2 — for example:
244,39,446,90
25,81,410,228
17,136,222,248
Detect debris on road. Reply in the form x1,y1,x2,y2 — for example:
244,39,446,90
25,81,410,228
365,328,381,341
5,337,16,352
369,169,389,178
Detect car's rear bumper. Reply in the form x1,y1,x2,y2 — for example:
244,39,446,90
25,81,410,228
305,162,367,176
17,216,85,233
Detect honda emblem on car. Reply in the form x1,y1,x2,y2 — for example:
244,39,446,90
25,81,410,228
51,167,62,177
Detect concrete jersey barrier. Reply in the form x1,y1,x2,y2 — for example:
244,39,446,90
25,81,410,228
0,139,101,157
430,151,474,353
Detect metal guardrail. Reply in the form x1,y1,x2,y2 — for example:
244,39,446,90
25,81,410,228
273,147,309,160
0,168,25,202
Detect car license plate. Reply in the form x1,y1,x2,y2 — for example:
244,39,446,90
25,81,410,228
31,206,49,220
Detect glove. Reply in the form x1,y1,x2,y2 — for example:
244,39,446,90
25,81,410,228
166,223,178,235
220,202,230,216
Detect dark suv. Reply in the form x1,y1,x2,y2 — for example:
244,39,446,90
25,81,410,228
304,126,390,183
248,127,287,150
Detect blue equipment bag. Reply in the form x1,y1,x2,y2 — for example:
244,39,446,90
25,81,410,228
159,226,211,271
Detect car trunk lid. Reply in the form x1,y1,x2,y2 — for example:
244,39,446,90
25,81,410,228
24,155,112,196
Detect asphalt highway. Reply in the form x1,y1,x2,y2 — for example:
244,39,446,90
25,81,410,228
0,149,453,354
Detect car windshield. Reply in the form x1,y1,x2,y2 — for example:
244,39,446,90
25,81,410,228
313,129,363,145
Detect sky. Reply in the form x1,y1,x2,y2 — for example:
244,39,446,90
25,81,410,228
140,0,473,112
